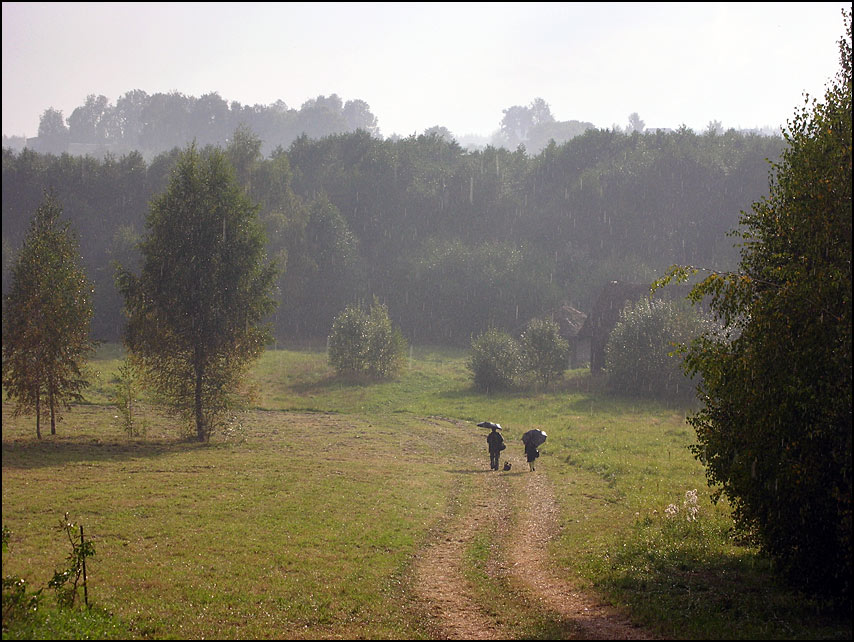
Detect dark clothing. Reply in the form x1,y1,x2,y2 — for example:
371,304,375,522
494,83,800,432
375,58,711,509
487,429,504,470
524,442,538,462
525,441,539,470
490,450,500,470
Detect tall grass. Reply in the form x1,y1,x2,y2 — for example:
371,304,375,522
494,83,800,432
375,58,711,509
2,345,850,639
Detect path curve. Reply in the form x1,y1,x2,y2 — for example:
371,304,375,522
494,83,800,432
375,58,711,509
412,428,657,640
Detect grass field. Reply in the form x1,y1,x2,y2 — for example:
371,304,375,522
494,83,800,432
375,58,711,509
2,345,851,639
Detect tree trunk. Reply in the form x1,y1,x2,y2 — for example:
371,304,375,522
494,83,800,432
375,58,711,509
36,388,41,440
49,380,56,435
194,354,205,441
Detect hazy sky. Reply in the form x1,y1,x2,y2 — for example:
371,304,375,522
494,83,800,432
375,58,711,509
2,2,849,140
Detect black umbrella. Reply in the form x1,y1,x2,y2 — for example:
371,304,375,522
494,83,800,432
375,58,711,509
521,429,547,447
477,421,502,430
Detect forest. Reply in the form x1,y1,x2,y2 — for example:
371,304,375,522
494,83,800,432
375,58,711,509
2,121,783,347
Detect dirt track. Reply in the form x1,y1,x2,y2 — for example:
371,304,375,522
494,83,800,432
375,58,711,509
411,432,656,640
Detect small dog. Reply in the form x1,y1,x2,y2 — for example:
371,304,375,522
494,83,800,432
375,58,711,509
503,461,512,471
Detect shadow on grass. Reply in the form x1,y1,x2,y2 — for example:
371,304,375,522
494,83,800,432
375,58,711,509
435,371,605,400
1,436,214,470
599,539,852,639
447,468,528,476
288,372,384,394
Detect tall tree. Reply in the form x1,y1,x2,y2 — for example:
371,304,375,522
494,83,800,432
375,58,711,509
627,112,645,134
67,94,110,144
656,9,852,597
37,108,69,154
118,145,278,441
2,191,95,438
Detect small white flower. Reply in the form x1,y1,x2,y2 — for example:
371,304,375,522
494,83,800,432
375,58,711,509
683,489,700,521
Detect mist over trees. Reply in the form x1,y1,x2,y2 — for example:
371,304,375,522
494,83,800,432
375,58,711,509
2,122,783,348
15,90,380,160
494,97,597,154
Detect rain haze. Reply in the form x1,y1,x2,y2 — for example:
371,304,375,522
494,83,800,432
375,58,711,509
2,1,850,140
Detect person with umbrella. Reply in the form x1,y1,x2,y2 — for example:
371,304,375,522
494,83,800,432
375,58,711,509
478,421,505,470
521,429,547,472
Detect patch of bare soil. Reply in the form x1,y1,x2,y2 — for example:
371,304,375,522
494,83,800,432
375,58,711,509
412,433,657,640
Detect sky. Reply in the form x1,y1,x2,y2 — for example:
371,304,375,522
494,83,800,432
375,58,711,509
2,2,850,140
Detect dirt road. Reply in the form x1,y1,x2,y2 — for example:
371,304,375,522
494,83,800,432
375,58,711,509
411,432,656,640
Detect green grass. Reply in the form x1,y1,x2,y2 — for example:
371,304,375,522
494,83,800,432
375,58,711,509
2,345,851,639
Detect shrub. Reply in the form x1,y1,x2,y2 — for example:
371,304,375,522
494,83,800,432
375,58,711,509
328,305,369,376
468,328,523,392
328,299,407,379
604,298,709,400
364,302,408,379
520,318,569,386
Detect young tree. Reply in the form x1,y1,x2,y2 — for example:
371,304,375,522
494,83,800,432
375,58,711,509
117,145,278,441
2,191,95,438
655,10,852,597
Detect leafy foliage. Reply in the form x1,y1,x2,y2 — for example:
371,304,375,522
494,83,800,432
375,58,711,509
328,299,407,379
2,524,44,628
1,191,95,438
328,305,369,375
4,111,784,346
520,317,569,386
403,239,562,346
659,10,852,598
604,299,709,400
117,144,278,441
468,328,523,392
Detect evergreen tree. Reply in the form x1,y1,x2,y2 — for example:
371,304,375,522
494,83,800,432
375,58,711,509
2,191,95,438
118,145,278,441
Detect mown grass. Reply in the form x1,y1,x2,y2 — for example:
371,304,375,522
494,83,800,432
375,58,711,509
2,344,851,639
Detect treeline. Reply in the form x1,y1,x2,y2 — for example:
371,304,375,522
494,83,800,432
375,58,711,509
1,125,783,345
19,90,379,159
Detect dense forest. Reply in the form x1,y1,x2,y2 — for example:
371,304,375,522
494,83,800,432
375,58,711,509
2,123,784,346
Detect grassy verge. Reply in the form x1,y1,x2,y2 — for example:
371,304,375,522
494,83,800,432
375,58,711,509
2,406,467,638
2,344,851,639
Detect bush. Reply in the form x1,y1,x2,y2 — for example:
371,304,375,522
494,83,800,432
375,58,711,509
363,302,408,378
468,328,523,392
328,299,407,379
520,318,569,386
328,305,368,375
604,298,709,400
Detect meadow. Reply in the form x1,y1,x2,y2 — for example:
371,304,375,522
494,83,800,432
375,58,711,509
1,345,850,639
